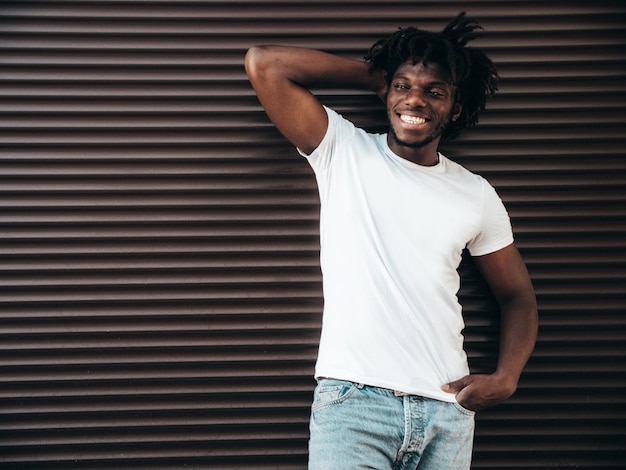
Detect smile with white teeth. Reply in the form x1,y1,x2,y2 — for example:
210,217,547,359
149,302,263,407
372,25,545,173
400,114,427,125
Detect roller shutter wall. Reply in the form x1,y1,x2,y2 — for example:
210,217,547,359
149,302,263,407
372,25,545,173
1,1,624,468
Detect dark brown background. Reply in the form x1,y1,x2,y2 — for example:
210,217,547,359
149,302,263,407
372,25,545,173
1,1,625,468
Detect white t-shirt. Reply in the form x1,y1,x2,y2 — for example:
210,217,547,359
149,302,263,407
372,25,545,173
299,107,514,403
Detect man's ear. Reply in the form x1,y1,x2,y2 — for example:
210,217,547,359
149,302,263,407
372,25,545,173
452,102,462,122
377,71,389,103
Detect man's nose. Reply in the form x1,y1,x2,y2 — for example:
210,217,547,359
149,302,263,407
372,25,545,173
405,88,427,106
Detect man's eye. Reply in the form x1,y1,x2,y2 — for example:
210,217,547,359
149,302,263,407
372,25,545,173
394,83,409,90
428,90,445,97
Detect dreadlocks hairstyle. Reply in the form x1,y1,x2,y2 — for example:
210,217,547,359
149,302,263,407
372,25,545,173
364,12,499,141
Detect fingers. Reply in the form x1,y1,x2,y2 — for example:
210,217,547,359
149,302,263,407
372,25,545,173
441,375,472,393
443,374,516,411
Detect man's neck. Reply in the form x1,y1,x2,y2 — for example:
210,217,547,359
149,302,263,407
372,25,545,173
387,134,441,166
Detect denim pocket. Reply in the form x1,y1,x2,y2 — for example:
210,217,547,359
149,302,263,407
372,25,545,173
312,379,359,412
453,401,476,416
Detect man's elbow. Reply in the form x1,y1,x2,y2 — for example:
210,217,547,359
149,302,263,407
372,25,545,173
244,46,260,79
244,45,273,81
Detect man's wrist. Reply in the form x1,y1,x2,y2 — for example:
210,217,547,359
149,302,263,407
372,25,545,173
492,370,519,396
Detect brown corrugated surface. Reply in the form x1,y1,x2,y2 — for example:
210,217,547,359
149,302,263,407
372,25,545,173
1,1,625,468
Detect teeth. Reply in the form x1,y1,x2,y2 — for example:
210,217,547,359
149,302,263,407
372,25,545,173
400,114,426,125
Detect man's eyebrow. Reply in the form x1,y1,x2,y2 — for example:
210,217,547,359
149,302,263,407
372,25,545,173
430,80,454,87
392,74,453,87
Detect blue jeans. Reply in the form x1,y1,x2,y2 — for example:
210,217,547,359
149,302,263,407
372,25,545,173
308,379,475,469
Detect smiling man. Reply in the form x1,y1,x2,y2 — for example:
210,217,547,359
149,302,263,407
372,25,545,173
245,13,537,470
387,60,461,164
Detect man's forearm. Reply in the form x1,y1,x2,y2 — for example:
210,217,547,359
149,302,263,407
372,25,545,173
246,45,385,95
495,295,538,390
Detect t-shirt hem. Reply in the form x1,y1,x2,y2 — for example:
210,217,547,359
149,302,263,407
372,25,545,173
314,369,459,404
468,236,514,257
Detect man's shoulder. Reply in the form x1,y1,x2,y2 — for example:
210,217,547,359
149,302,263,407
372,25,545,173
440,154,494,194
325,106,385,149
441,154,481,177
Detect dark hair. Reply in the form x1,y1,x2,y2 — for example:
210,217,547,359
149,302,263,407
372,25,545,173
364,12,499,141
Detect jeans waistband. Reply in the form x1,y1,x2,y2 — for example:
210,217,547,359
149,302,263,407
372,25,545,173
318,377,410,397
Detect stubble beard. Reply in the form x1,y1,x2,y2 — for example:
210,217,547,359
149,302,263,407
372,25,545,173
388,112,453,150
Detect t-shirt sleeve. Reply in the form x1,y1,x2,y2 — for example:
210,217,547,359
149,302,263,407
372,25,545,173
296,106,345,176
467,181,514,256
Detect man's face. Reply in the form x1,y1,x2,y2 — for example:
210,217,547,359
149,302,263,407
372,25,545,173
386,60,461,164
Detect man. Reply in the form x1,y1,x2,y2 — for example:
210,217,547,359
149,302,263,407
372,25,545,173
245,12,538,469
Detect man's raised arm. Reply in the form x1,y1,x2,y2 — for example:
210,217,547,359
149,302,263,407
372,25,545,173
244,45,386,155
